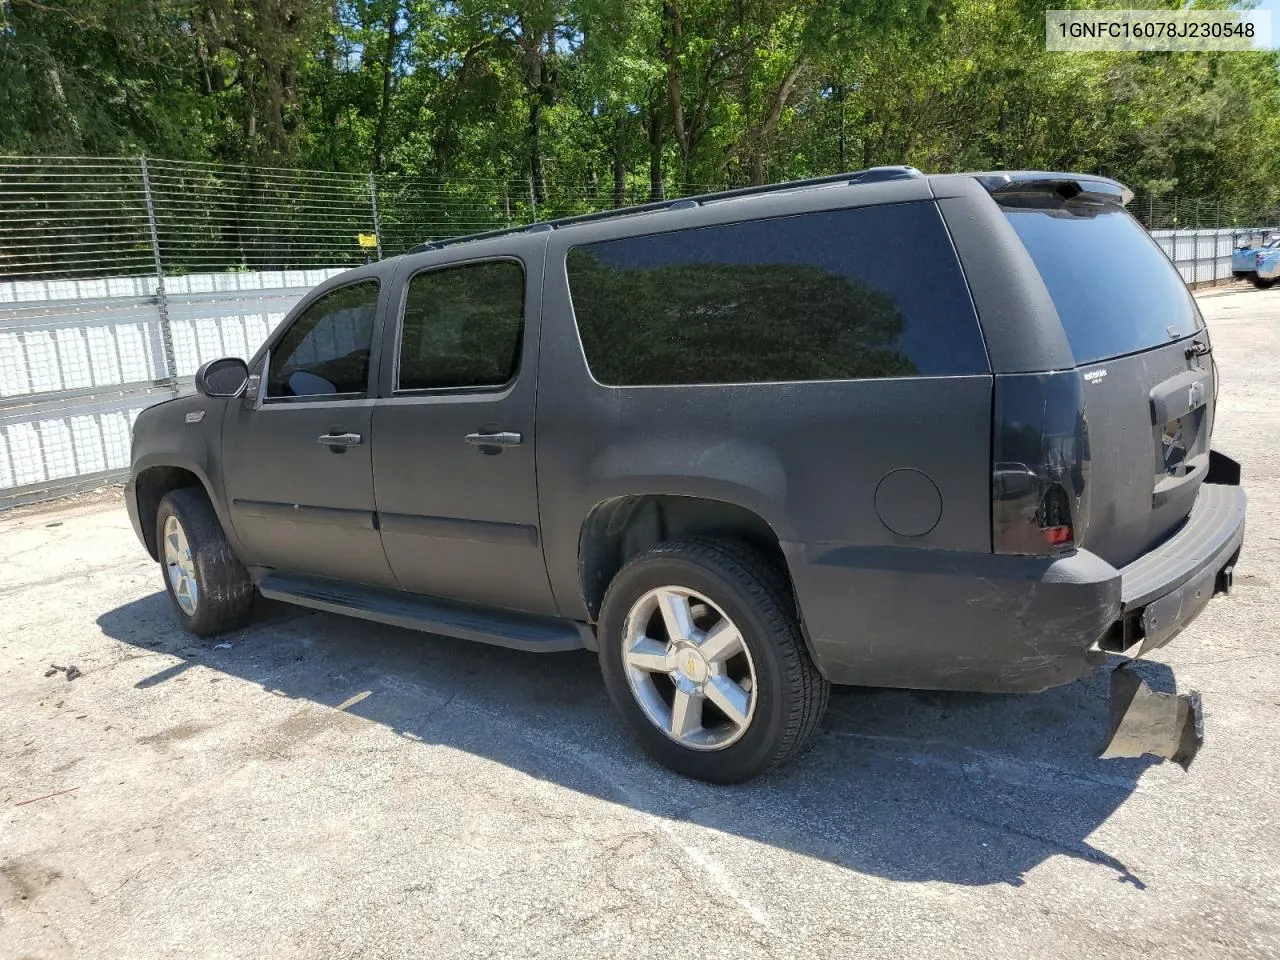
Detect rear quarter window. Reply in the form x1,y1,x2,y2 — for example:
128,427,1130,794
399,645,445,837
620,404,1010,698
1002,202,1203,365
565,202,989,386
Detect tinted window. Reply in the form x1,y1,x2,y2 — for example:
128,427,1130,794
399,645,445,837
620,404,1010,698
267,280,379,398
397,260,524,390
565,202,987,386
1003,202,1202,365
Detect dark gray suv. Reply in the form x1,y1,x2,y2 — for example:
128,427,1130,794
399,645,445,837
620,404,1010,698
126,168,1247,782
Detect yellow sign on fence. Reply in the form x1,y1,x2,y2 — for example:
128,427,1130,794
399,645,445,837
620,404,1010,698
357,232,379,249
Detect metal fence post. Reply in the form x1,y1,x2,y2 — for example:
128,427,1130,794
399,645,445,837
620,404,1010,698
140,156,178,394
368,173,383,259
529,177,538,222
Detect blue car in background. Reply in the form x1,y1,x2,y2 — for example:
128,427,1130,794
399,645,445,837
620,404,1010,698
1233,232,1280,287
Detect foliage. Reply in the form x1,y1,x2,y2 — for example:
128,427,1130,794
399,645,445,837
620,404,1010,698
2,0,1279,208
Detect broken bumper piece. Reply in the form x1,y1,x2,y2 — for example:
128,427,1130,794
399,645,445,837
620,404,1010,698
1101,664,1203,769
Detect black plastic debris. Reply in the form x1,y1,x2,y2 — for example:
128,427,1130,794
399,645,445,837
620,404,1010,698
1101,664,1203,770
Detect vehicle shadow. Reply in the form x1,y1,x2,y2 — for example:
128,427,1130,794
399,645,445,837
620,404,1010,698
97,591,1173,889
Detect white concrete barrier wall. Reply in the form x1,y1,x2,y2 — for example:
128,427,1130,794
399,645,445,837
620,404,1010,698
1150,227,1250,286
0,399,143,490
0,268,347,498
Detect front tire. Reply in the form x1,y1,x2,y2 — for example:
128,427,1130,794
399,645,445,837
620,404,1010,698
1252,275,1277,289
156,487,254,636
598,538,830,783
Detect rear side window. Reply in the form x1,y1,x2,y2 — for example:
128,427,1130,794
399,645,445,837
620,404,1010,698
1002,202,1203,365
267,280,379,398
565,202,988,386
397,260,525,391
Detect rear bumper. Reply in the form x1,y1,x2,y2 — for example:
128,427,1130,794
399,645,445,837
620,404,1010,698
783,475,1245,694
1108,480,1246,657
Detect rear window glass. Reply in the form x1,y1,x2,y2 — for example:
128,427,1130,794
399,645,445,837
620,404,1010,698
1003,202,1203,365
397,260,524,391
565,202,989,386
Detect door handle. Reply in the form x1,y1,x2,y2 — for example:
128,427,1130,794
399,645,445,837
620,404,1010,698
317,432,362,447
465,431,522,447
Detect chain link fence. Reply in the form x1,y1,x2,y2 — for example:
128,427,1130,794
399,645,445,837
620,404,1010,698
0,156,723,284
0,155,1273,505
1131,193,1280,231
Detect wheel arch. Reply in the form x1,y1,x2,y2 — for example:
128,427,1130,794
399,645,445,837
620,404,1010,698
577,493,803,630
132,461,214,561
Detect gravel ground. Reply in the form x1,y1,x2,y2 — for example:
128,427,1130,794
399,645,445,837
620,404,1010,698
2,285,1278,960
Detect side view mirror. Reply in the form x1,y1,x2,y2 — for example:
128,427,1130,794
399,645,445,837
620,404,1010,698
195,357,250,398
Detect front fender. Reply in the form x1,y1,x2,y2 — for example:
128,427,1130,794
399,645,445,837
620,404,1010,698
128,395,236,558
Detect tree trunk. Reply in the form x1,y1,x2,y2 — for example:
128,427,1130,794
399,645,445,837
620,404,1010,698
648,105,665,201
196,37,214,95
662,0,689,180
43,64,82,147
519,23,553,206
244,73,257,146
613,114,628,207
529,96,545,204
373,8,399,173
264,67,286,154
837,82,847,171
727,57,805,186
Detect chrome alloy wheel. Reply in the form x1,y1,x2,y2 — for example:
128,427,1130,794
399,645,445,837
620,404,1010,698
162,514,198,616
620,586,758,751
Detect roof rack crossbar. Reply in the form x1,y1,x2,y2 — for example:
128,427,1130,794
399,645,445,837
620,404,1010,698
407,165,923,254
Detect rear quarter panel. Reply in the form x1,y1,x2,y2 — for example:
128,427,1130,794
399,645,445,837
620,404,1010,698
534,193,995,622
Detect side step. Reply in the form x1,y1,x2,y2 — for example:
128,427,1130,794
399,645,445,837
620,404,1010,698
258,573,594,653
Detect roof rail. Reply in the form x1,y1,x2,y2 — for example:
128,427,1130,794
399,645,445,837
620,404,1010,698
406,166,923,254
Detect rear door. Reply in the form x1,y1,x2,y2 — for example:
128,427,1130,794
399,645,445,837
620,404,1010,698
371,241,556,616
1000,196,1213,567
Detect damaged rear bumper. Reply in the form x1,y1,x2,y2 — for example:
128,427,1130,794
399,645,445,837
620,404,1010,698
1096,477,1246,659
783,465,1245,694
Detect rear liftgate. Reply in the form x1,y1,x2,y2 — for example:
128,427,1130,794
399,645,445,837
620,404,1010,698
984,179,1239,771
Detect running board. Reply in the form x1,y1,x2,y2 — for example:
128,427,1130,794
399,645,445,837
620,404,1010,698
258,573,595,653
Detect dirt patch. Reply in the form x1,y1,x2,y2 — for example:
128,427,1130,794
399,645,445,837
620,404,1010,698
0,483,126,522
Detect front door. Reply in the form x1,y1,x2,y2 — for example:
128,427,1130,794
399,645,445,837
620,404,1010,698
222,277,396,588
371,248,556,615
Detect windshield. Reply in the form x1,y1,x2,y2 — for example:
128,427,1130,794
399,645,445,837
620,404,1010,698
1003,201,1203,365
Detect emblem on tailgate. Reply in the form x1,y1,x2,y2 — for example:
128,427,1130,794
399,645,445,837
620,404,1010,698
1083,369,1108,383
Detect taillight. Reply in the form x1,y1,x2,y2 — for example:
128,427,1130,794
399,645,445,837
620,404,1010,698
992,372,1089,556
1038,484,1074,548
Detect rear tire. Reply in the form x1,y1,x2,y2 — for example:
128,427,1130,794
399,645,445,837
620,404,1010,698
156,487,254,636
598,537,830,783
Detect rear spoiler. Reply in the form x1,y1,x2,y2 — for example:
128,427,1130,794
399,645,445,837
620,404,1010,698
974,171,1133,206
